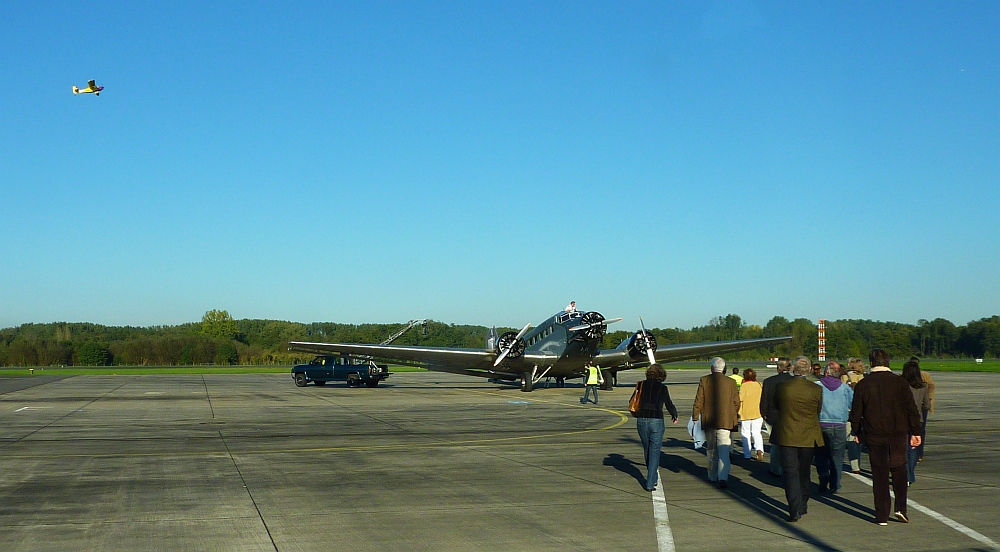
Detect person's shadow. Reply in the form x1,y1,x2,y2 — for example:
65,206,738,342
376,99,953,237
607,436,877,529
603,453,647,487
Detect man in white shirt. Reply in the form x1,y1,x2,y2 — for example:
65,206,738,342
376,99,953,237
565,301,577,313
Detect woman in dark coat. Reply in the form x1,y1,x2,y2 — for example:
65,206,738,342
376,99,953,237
903,360,930,484
635,364,679,491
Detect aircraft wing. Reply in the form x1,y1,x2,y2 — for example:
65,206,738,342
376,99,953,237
289,341,492,365
592,336,792,368
88,80,97,88
287,340,541,380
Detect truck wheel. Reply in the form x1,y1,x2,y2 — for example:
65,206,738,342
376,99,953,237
314,380,326,387
294,373,307,387
347,374,360,387
365,380,379,388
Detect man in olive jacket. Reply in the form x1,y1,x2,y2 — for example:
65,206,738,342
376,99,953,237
693,357,741,488
773,356,824,522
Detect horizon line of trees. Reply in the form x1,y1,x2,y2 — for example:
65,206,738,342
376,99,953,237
1,310,998,367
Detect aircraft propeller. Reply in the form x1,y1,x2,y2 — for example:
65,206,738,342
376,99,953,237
639,317,656,366
493,323,532,367
568,312,623,340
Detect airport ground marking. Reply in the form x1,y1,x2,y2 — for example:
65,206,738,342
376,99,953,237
846,471,1000,550
651,471,677,552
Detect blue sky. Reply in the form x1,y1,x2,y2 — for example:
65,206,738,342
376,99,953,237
2,1,998,331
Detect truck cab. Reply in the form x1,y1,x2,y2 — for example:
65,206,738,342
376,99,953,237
291,354,390,388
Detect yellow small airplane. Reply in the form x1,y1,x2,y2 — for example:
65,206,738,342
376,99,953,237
72,80,104,96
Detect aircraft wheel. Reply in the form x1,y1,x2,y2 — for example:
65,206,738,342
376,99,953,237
294,373,307,387
520,374,533,392
600,370,614,391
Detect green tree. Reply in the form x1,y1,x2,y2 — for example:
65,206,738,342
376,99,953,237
202,310,240,341
215,343,238,365
77,342,110,366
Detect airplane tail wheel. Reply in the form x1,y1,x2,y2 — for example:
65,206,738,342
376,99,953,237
520,374,533,392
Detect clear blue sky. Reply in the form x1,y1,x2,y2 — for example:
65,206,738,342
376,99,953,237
2,1,998,331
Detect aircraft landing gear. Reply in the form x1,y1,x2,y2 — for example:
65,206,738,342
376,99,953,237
520,365,539,392
600,369,615,391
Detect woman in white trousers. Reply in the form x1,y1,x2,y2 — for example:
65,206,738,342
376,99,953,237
738,369,765,461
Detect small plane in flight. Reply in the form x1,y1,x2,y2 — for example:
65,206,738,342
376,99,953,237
289,308,791,392
72,80,104,96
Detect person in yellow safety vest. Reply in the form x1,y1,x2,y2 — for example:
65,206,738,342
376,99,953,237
729,366,743,388
580,360,604,404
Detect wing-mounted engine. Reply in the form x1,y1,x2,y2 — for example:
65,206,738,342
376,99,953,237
495,331,526,360
627,330,657,361
493,322,531,366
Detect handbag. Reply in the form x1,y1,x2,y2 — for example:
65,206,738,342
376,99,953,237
628,381,643,417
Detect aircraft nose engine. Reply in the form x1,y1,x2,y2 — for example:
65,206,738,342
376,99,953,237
574,311,608,340
627,330,658,361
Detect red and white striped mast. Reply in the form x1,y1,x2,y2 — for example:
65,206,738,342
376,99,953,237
818,319,826,362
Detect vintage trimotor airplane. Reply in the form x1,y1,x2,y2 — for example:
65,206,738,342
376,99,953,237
72,80,104,96
288,308,792,392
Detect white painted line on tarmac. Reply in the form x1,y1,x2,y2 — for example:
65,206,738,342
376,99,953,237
14,407,50,412
847,471,1000,551
652,470,676,552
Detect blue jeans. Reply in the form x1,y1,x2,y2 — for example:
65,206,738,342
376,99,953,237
815,424,847,492
907,442,919,483
637,417,665,491
846,438,861,471
582,385,599,404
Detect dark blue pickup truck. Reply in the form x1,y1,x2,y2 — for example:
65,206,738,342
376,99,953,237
291,355,390,388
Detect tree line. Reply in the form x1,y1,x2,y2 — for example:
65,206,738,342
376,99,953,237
1,310,998,367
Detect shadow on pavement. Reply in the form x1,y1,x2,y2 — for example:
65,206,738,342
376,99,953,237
629,437,870,551
602,453,647,489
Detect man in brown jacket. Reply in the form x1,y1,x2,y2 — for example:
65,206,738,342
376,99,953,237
693,357,740,488
850,348,922,525
773,356,824,522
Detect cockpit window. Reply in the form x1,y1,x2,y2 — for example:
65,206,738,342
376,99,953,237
556,311,582,323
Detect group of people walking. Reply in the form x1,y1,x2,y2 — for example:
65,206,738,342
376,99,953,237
631,349,934,526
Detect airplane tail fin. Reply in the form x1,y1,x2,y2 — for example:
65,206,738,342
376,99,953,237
72,86,79,94
487,326,499,351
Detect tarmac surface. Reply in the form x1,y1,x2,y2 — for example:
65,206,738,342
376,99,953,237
1,369,998,551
